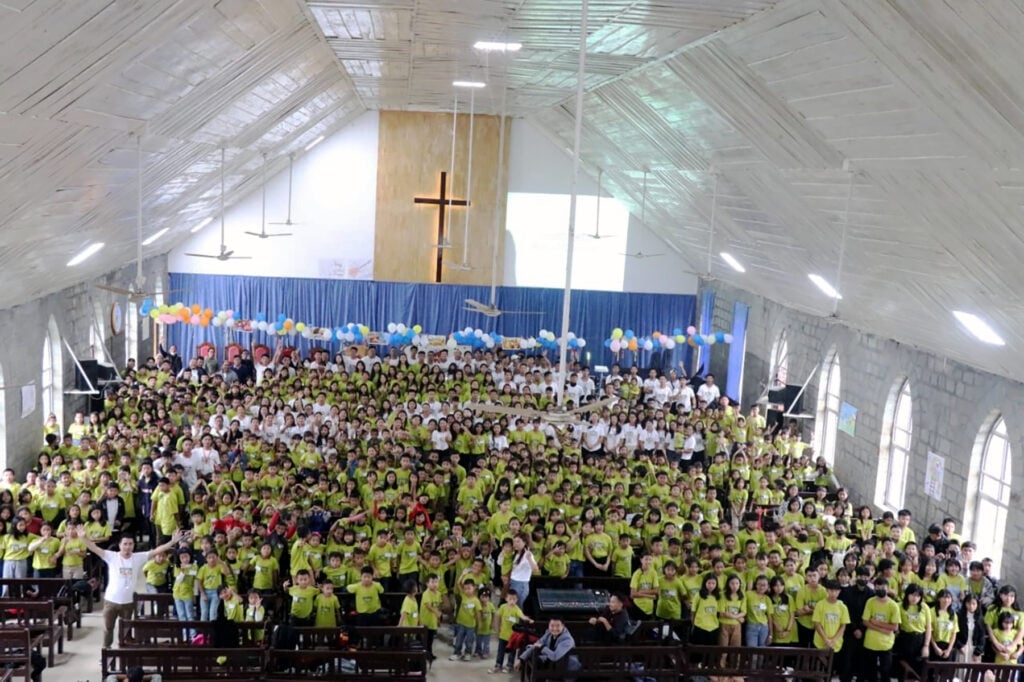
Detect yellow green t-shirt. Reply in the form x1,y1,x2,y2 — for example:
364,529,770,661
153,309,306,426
497,603,525,640
771,598,798,644
420,589,442,630
346,581,383,614
314,594,340,627
693,595,719,632
932,609,958,645
399,594,419,626
197,563,225,591
812,599,850,651
288,585,320,618
630,568,659,615
31,537,61,570
251,556,279,590
901,604,932,634
795,584,827,629
143,559,170,587
477,601,496,636
863,597,901,652
655,576,685,620
455,595,481,628
746,591,771,626
172,564,198,600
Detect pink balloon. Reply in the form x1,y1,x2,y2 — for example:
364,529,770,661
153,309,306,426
190,314,200,325
610,339,621,352
686,325,696,336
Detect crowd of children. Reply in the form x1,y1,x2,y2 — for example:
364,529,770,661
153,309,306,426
10,340,1019,677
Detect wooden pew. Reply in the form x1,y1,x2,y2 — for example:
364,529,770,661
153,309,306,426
521,644,682,682
132,591,176,619
0,628,33,682
289,625,428,651
923,661,1021,682
119,618,267,647
683,645,833,682
0,601,63,667
101,646,266,680
266,649,429,681
0,578,80,637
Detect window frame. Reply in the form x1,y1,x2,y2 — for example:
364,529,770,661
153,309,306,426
814,350,841,466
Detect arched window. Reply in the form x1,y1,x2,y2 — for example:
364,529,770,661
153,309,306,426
0,363,6,469
125,302,138,364
88,324,103,359
966,415,1012,576
42,317,63,428
770,330,789,389
876,379,913,510
814,349,841,465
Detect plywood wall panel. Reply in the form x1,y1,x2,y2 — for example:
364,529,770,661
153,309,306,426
374,110,510,285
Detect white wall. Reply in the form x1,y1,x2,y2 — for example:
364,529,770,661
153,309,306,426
169,111,379,278
623,217,700,294
505,118,697,295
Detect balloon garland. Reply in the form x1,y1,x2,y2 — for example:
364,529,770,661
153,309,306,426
604,326,733,354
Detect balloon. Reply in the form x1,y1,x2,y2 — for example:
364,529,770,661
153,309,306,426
302,329,312,339
203,308,213,318
578,338,586,348
190,304,201,315
212,317,222,327
625,330,635,340
190,314,200,325
673,328,683,337
200,317,210,327
686,325,696,336
568,338,578,349
295,322,306,332
652,331,660,339
724,334,734,343
413,325,422,334
474,329,483,338
149,309,160,319
675,334,685,343
387,323,397,333
663,338,675,350
225,318,235,328
611,328,623,340
693,335,704,346
687,337,696,347
628,338,638,351
446,337,457,349
643,340,654,351
604,339,612,348
715,332,725,343
706,335,717,346
359,325,369,336
256,313,267,323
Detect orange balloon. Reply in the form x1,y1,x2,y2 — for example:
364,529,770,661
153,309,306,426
652,331,661,338
687,337,697,347
203,308,213,318
179,309,190,321
628,338,638,351
190,304,201,315
200,317,209,327
283,320,293,330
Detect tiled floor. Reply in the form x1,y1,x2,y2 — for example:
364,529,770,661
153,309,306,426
52,609,503,682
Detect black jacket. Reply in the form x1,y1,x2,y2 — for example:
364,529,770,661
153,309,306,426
955,608,986,656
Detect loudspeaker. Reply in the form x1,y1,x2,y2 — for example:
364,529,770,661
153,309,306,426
76,360,116,391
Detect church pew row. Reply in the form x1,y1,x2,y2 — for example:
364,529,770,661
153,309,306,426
923,661,1021,682
0,601,64,668
0,628,34,682
0,578,82,637
520,644,832,682
102,647,267,681
119,618,267,647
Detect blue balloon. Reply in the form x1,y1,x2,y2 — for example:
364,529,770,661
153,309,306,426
277,313,287,323
716,332,725,343
673,327,683,337
604,339,612,348
256,312,267,323
625,330,635,339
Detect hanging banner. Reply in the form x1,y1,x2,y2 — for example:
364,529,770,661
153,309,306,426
924,452,944,501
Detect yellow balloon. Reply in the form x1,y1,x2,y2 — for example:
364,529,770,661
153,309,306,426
413,325,423,334
295,322,306,332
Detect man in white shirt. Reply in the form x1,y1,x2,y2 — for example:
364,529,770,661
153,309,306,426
677,381,696,414
581,414,606,456
696,374,721,406
82,527,187,648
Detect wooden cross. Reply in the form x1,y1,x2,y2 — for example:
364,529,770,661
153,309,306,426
414,171,469,283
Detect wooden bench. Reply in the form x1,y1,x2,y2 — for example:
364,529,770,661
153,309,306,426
266,648,429,681
683,645,833,682
289,625,428,651
521,644,682,682
119,618,267,647
0,578,81,637
0,628,33,682
132,591,176,619
0,601,63,667
101,646,266,680
923,661,1021,682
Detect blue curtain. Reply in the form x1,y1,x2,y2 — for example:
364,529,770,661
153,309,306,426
726,301,749,401
167,274,695,370
695,289,716,375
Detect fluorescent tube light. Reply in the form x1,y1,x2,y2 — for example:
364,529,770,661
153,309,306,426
474,41,522,52
141,227,169,246
953,310,1006,346
453,80,486,89
720,252,746,273
67,242,104,267
190,217,213,233
304,135,325,151
808,274,842,300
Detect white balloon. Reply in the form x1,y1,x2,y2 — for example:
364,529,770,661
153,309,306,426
539,329,548,337
447,338,457,349
387,323,397,333
212,317,222,327
396,323,407,334
644,340,654,351
662,338,674,349
474,329,483,338
578,338,587,348
225,318,235,328
345,332,355,342
567,332,576,340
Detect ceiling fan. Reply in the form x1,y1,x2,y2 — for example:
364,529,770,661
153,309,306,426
621,251,665,260
246,153,292,240
96,134,187,304
268,153,302,227
465,396,616,425
185,148,252,261
463,298,543,317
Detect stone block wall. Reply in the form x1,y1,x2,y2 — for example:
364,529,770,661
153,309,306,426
702,278,1024,584
0,256,167,477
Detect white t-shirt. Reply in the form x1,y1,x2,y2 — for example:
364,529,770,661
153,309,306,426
510,550,536,582
697,383,720,405
103,549,150,605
